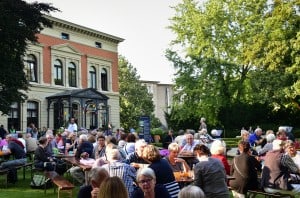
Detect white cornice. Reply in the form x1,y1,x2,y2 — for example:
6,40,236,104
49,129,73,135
44,15,124,44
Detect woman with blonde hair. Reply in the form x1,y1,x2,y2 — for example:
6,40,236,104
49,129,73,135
132,167,170,198
165,142,190,172
97,176,128,198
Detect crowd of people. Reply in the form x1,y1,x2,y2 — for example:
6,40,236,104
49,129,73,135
1,117,300,198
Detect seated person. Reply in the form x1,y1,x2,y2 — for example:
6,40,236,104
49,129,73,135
123,139,149,169
285,140,300,169
180,134,198,156
262,139,300,195
77,167,109,198
70,134,94,185
165,142,190,172
0,134,27,169
34,136,55,171
65,132,78,152
132,167,171,198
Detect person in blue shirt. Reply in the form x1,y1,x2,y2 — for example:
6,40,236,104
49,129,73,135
248,127,264,147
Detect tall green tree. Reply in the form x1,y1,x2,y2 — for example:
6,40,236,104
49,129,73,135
0,0,58,114
118,56,157,131
166,0,300,128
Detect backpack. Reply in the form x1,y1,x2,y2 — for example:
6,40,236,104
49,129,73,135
54,159,67,175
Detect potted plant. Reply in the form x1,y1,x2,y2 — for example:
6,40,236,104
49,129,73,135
151,128,164,143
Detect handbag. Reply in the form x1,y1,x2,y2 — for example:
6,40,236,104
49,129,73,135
30,174,52,189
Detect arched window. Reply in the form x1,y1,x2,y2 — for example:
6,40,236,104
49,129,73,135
27,101,39,128
25,54,37,82
101,68,108,91
89,66,97,89
8,102,20,131
54,59,63,85
68,62,77,87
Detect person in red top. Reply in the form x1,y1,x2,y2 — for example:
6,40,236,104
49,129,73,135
210,139,230,175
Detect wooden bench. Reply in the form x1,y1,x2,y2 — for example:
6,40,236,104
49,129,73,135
44,171,74,198
0,169,9,188
247,189,295,198
15,162,33,180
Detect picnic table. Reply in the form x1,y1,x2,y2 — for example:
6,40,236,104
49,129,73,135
62,157,92,185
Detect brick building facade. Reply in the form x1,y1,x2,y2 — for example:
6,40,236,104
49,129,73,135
0,16,123,132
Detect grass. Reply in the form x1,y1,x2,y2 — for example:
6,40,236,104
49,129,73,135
0,167,271,198
0,167,79,198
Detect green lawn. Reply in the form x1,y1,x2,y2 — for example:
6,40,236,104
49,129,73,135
0,167,79,198
0,163,270,198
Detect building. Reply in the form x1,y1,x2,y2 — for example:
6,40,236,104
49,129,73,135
141,80,174,129
0,16,124,132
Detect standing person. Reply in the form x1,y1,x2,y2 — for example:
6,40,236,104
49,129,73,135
97,176,129,198
163,130,175,149
199,117,207,131
132,167,171,198
27,123,38,139
77,167,109,198
230,141,262,198
0,125,7,139
67,117,78,133
193,144,230,198
9,125,16,134
142,145,180,198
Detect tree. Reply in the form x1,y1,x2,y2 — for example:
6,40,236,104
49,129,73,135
118,56,156,131
0,0,58,114
166,0,300,129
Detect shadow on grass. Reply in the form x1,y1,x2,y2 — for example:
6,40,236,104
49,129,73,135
0,168,79,198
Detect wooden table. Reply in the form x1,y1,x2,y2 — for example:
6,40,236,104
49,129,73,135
174,171,194,188
53,153,75,158
62,157,92,185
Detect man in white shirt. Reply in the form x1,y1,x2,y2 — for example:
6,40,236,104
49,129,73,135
17,133,26,152
180,134,198,155
67,118,78,133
